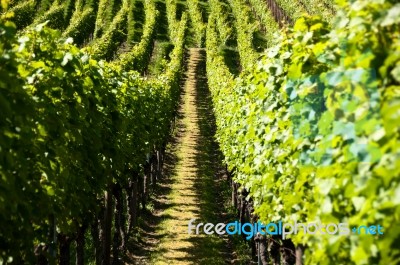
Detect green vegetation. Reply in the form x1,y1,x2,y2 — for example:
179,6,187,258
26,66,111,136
187,0,206,47
207,0,400,264
62,3,95,46
4,0,37,29
228,0,259,67
247,0,279,44
117,0,159,72
1,0,399,263
0,0,187,262
31,1,67,30
89,0,129,59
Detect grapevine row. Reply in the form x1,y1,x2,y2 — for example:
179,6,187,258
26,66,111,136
208,0,233,45
186,0,206,47
117,0,159,72
93,0,110,38
165,0,178,40
4,0,37,30
0,3,188,263
299,0,335,19
246,0,279,45
31,1,66,30
272,0,306,21
62,0,95,46
127,0,135,44
207,0,400,264
228,0,258,68
89,0,128,60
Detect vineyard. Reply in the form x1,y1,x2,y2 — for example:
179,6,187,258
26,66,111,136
0,0,399,264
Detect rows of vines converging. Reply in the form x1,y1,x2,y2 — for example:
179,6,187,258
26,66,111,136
186,0,206,47
0,0,188,263
207,0,400,264
3,0,400,263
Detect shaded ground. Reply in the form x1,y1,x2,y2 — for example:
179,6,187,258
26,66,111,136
125,48,233,264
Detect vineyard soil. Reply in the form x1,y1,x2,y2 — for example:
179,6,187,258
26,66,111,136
126,48,234,264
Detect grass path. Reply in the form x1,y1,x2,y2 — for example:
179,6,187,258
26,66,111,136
151,47,230,264
126,48,232,264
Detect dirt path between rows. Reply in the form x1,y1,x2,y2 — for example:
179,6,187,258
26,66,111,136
126,48,233,264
